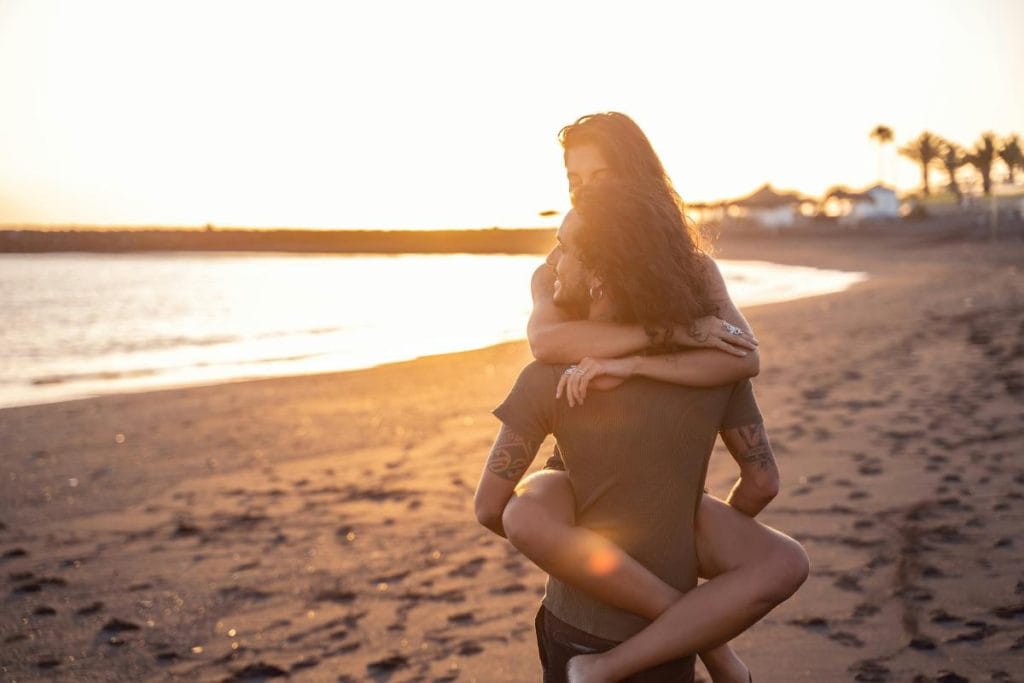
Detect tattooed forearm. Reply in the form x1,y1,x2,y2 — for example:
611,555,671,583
735,423,775,472
486,426,539,481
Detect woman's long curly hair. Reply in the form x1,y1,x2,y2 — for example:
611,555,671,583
559,111,706,252
571,180,715,346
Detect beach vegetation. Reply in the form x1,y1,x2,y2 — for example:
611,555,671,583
937,139,968,200
999,134,1023,185
898,132,942,196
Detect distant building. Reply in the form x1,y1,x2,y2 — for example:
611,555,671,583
726,184,805,228
826,184,900,224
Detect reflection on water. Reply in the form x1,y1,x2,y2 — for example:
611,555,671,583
0,253,864,408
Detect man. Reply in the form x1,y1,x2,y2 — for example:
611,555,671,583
474,180,768,682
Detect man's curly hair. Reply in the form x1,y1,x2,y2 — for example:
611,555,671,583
571,180,716,347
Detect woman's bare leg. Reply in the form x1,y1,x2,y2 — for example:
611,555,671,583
567,496,810,682
505,474,808,681
503,470,681,621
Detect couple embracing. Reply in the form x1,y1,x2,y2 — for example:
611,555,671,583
474,113,809,682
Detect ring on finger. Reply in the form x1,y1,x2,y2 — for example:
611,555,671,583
564,365,577,376
722,322,743,336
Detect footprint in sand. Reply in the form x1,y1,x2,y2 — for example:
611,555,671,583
289,656,320,673
991,603,1024,619
858,461,884,476
907,635,937,650
834,574,863,592
448,557,486,579
853,603,880,618
11,576,67,596
828,631,864,647
786,616,828,632
896,585,933,603
930,609,961,623
101,617,141,634
448,611,475,625
945,620,998,643
847,658,890,682
223,662,289,681
366,654,408,677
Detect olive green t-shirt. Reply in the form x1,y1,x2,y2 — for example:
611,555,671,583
493,361,763,644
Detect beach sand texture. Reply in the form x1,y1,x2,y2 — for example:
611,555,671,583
1,230,1023,682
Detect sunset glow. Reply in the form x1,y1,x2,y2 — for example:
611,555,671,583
1,0,1021,229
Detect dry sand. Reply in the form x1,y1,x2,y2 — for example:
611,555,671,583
1,229,1022,682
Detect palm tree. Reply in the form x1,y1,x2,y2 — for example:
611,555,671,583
999,134,1023,185
898,131,942,196
966,133,998,196
869,125,894,182
938,139,967,200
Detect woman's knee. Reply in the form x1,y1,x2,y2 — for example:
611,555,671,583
501,471,574,552
502,495,546,548
762,534,810,603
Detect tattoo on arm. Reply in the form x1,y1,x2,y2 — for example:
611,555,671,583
735,423,775,472
486,426,540,481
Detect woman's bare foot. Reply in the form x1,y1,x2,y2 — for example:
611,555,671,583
699,643,750,683
566,653,611,683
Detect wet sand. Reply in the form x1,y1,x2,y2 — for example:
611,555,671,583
1,228,1022,682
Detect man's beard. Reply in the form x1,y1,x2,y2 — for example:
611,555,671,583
553,276,591,320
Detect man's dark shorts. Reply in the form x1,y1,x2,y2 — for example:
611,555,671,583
535,605,694,683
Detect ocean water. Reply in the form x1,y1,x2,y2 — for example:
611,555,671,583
0,253,864,408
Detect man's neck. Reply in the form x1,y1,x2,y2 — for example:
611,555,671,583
587,297,618,323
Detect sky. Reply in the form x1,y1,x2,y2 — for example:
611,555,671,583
1,0,1022,230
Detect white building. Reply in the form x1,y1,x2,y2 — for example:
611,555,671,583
828,184,901,224
727,184,804,228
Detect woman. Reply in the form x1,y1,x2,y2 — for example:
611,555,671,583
504,112,808,682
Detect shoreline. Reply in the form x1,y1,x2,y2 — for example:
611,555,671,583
1,230,1022,681
1,253,865,411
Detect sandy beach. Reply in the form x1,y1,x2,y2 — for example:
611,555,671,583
1,228,1023,682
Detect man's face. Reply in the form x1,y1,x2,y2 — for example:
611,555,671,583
565,144,613,193
552,211,591,312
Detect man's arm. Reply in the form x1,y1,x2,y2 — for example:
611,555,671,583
474,424,543,537
719,422,779,517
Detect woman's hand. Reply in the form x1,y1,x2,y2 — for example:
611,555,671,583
675,316,758,357
556,356,639,408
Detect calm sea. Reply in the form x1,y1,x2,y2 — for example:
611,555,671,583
0,253,864,408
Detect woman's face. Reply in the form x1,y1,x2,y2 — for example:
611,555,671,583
545,143,613,269
565,144,613,193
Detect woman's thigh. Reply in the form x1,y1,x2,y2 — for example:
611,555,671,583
694,494,796,579
507,469,576,526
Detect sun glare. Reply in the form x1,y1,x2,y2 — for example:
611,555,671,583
0,0,1021,229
